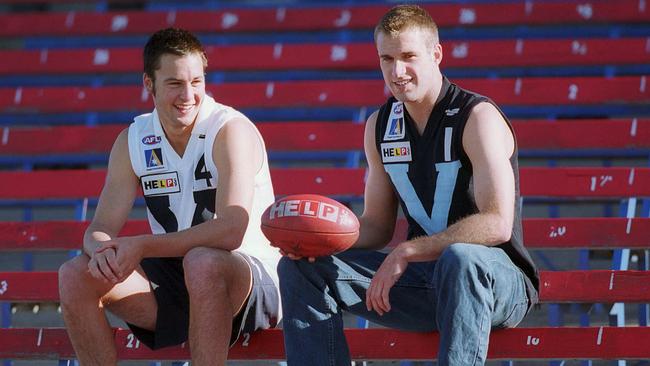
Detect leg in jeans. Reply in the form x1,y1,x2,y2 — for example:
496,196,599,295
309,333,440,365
434,243,529,366
278,244,528,366
278,249,438,366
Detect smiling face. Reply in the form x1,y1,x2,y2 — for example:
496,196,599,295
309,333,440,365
376,26,442,106
144,52,206,130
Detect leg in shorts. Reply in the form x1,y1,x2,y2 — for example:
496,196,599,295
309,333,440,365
126,253,279,350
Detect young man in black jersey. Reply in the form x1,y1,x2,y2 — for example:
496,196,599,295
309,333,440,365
278,5,538,365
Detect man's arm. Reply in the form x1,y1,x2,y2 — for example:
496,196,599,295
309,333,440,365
83,128,140,283
397,102,515,261
352,111,399,250
366,101,516,314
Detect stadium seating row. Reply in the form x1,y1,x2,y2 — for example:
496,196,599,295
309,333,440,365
5,217,650,252
2,327,649,361
1,166,650,360
3,166,650,200
2,76,648,114
1,1,647,37
2,118,648,158
4,38,650,74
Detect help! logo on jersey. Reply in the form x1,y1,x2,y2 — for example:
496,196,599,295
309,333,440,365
141,172,181,196
380,141,412,163
261,194,359,257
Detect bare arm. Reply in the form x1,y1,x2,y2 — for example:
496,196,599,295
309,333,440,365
353,111,399,250
83,128,139,281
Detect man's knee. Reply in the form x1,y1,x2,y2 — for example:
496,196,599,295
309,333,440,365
182,247,240,295
58,255,90,302
277,256,327,284
437,243,491,278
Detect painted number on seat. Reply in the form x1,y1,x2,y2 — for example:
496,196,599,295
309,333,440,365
242,332,251,347
126,333,141,349
590,175,613,192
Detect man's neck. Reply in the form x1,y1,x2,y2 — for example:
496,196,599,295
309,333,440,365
405,97,436,136
161,120,194,157
405,77,444,135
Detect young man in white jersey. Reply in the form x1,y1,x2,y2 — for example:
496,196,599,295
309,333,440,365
58,28,281,366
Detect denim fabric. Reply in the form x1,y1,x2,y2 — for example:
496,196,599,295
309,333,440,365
278,243,529,366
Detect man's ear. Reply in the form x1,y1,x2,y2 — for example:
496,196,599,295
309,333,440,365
143,73,154,95
432,43,443,66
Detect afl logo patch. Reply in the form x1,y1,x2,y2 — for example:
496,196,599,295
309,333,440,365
142,135,162,145
384,101,406,141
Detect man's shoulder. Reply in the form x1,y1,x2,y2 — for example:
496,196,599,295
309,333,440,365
447,81,491,109
130,112,154,130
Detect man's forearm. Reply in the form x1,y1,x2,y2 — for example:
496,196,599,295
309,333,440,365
352,215,395,250
398,211,512,263
138,215,247,258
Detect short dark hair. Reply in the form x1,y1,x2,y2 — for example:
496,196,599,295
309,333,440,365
143,27,208,82
374,5,439,45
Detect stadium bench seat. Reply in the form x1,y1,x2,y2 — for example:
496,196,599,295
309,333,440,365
2,76,648,114
1,119,648,165
3,38,649,75
1,1,646,37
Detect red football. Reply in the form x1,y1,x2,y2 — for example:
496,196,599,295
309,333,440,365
261,194,360,257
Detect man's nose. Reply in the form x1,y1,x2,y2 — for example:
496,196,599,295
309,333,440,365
180,83,193,101
393,60,406,78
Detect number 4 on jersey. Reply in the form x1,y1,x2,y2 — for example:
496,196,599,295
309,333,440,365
195,155,212,187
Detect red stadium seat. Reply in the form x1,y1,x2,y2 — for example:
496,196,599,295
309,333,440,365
1,76,648,113
1,326,649,361
2,38,648,75
2,167,649,200
1,119,648,158
5,217,650,252
0,1,646,37
2,270,650,303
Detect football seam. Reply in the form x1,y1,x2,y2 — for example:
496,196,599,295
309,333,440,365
261,224,358,235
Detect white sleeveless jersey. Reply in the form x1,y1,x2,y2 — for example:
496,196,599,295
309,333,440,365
127,95,281,288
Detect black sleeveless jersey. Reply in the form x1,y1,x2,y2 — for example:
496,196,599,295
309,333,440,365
375,76,539,306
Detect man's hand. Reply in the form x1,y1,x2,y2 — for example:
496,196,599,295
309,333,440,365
279,248,316,263
91,236,145,284
366,245,409,315
87,246,121,284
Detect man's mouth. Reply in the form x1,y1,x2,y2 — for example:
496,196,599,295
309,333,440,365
394,79,411,87
175,104,194,113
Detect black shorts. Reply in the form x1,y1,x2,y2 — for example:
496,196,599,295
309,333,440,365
126,252,279,350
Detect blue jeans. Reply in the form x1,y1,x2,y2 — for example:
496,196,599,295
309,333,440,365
278,243,529,366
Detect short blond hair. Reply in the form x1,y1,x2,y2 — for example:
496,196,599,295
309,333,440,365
374,5,439,46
